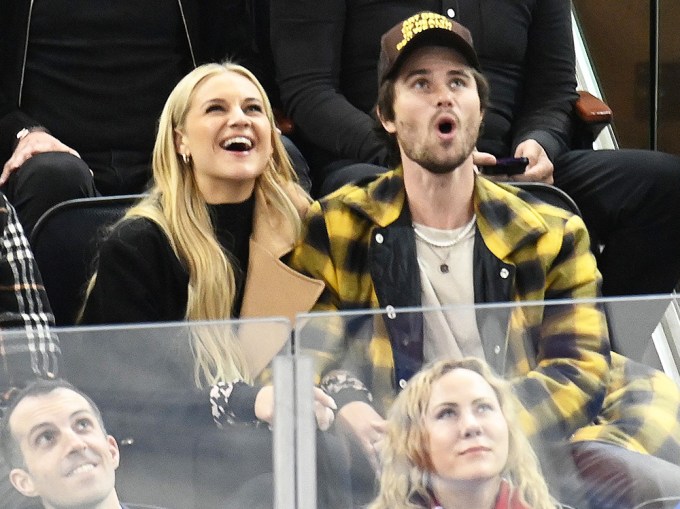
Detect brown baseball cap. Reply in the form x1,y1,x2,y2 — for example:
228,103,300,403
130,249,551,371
377,12,480,84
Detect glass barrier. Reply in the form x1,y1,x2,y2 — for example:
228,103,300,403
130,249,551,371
0,318,292,509
295,295,680,509
634,500,680,509
3,296,680,509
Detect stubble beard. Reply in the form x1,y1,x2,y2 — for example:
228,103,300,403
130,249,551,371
399,120,480,175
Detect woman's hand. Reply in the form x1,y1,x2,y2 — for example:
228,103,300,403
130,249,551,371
313,387,337,431
254,385,275,424
254,385,337,430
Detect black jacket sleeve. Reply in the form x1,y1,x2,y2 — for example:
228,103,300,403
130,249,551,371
80,218,188,325
510,0,578,162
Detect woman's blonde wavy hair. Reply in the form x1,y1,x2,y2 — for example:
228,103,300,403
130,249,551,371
83,62,303,386
369,357,556,509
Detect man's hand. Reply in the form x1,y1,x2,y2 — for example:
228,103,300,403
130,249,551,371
254,385,337,430
472,150,496,171
1,131,81,186
512,139,554,184
474,142,554,184
335,400,386,470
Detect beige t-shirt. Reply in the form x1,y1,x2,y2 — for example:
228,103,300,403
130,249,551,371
413,218,483,363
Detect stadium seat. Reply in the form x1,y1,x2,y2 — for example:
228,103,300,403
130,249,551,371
510,181,582,217
29,195,144,325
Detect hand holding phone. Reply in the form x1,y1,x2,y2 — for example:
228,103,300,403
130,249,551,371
479,157,529,176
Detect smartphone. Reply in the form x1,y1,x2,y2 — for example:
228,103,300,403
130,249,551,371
480,156,529,176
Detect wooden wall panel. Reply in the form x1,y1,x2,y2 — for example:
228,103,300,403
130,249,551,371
573,0,680,153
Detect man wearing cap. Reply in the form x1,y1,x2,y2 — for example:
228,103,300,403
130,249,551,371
289,13,680,508
272,0,680,299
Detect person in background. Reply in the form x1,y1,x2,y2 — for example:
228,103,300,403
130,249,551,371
272,0,680,297
0,1,307,234
370,357,557,509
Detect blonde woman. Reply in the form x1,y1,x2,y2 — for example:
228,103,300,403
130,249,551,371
370,358,557,509
80,62,334,428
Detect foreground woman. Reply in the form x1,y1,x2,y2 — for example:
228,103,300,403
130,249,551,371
370,358,557,509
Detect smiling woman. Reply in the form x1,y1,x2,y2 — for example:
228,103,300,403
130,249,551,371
369,358,557,509
173,70,274,205
78,62,331,429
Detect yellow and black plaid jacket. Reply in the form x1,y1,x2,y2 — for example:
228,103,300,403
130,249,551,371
289,167,680,462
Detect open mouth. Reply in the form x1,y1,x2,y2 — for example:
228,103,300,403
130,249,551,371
221,136,254,152
437,120,454,134
67,463,96,477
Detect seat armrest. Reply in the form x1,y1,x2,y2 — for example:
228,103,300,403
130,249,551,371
571,91,613,149
274,108,295,136
575,90,613,124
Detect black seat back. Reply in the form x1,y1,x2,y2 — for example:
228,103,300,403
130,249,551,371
509,181,582,216
30,195,144,325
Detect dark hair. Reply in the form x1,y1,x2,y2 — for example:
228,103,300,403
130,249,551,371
375,66,490,169
0,379,106,468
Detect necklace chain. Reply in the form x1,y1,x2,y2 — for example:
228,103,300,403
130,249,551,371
412,214,476,248
413,215,476,274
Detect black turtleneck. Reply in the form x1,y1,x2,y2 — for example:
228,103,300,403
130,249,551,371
208,194,255,317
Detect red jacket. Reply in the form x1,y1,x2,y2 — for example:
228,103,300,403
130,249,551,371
431,480,531,509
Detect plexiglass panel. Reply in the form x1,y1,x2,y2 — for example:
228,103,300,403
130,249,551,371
1,318,292,509
4,297,680,509
295,296,680,509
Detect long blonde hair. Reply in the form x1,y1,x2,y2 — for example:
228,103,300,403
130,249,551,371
85,62,303,386
369,357,556,509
